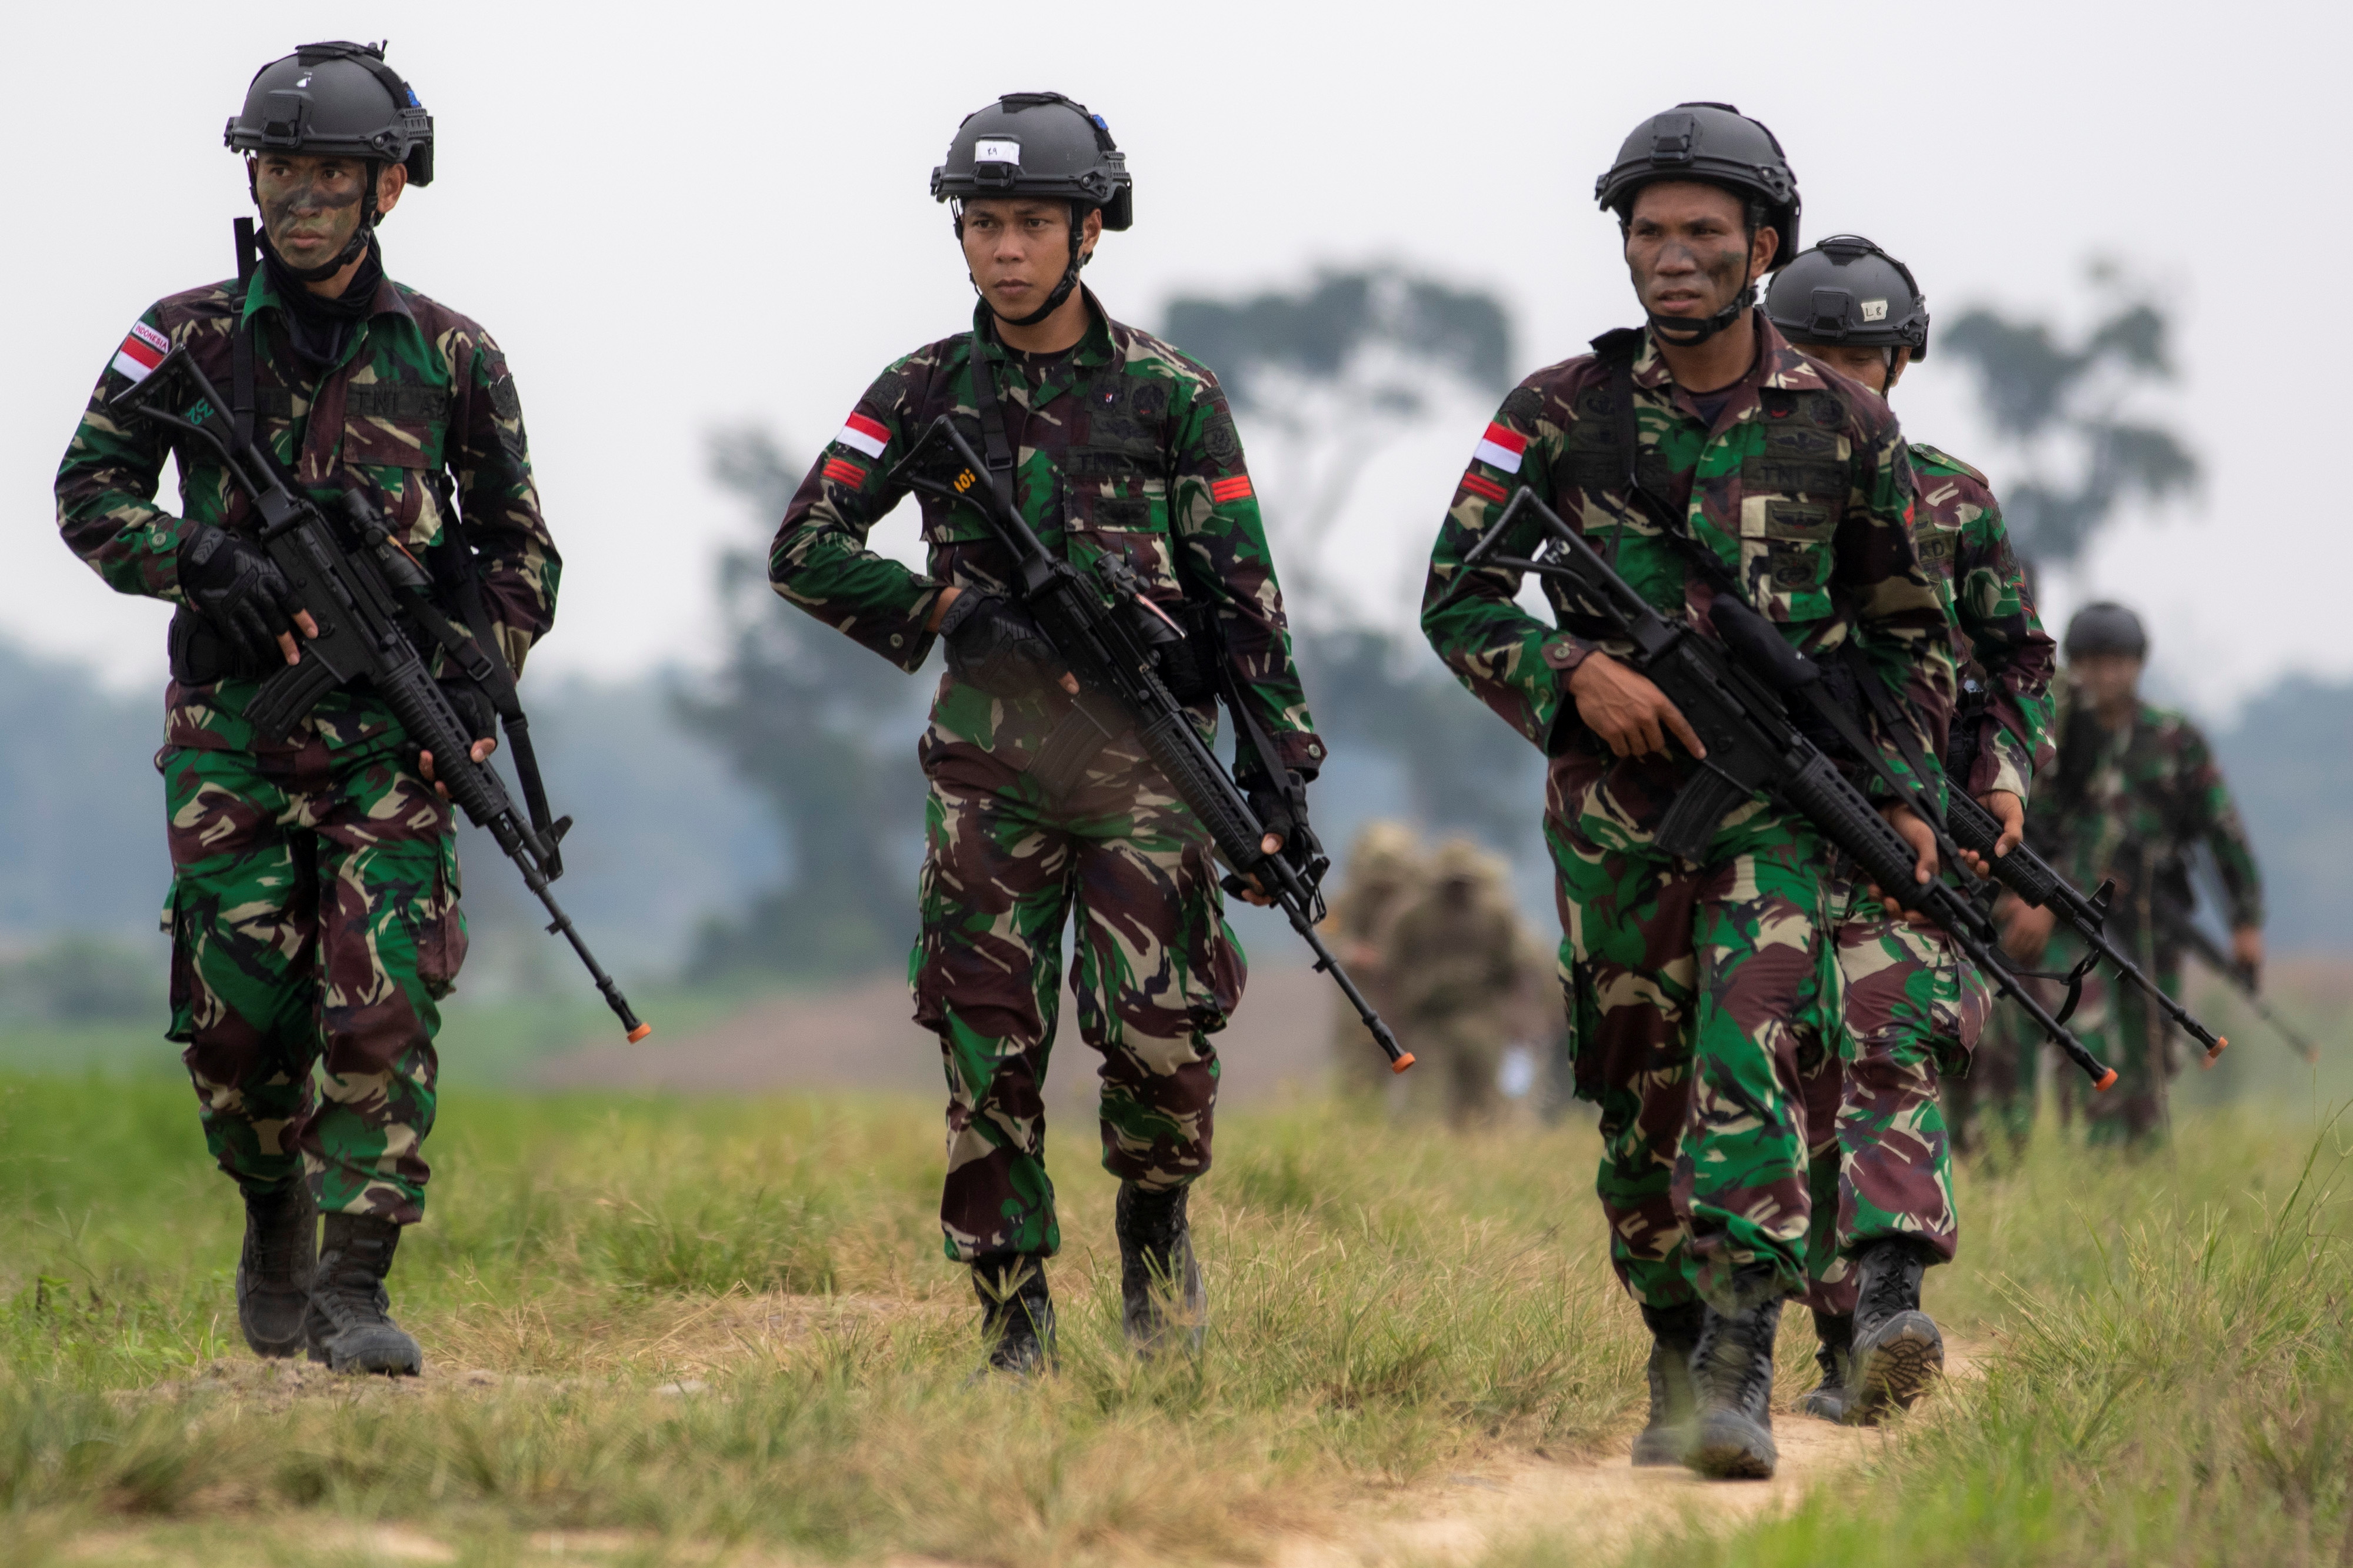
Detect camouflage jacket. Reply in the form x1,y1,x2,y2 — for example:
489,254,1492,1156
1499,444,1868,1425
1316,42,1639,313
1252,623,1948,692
770,292,1322,776
2028,685,2263,932
1907,442,2055,803
1419,315,1955,837
55,263,559,754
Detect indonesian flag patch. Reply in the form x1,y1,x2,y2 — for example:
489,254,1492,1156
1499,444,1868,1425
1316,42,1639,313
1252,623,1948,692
1210,474,1254,504
1472,422,1527,474
111,321,169,383
835,411,889,460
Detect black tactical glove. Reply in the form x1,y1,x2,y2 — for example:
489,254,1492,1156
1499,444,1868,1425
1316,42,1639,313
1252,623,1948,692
939,589,1065,698
178,525,306,669
438,679,499,749
1242,766,1310,852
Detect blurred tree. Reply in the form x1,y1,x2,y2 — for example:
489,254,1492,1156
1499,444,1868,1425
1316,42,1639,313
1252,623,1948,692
1941,263,2199,565
674,428,925,978
1164,266,1513,604
1161,268,1539,856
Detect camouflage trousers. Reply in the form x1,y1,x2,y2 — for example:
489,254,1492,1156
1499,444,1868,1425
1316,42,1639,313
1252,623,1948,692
161,738,465,1225
1801,875,1988,1315
913,735,1244,1263
1549,751,1843,1312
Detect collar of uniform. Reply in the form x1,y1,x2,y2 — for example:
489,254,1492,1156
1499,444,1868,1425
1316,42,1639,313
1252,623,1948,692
1633,309,1826,425
239,263,418,328
968,286,1118,411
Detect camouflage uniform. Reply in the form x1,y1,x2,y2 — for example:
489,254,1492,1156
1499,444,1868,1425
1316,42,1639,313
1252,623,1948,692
771,291,1321,1262
1421,319,1955,1309
1387,838,1531,1126
54,266,557,1224
1322,820,1426,1097
2001,683,2261,1143
1805,440,2051,1312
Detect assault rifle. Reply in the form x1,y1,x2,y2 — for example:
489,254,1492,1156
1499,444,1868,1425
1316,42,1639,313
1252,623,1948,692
1938,766,2229,1064
112,348,650,1045
886,417,1412,1073
2154,897,2319,1063
1431,488,2115,1090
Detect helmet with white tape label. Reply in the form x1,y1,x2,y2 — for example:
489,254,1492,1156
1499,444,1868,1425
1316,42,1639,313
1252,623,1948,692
1765,235,1929,359
932,92,1131,229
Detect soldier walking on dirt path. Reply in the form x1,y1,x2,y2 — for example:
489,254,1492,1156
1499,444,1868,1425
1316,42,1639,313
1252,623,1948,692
1420,103,1955,1480
1324,821,1427,1101
1763,236,2057,1427
1388,838,1535,1127
768,94,1325,1376
1992,605,2262,1147
53,43,559,1377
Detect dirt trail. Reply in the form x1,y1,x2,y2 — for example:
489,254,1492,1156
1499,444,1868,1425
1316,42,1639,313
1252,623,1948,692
1278,1341,1983,1568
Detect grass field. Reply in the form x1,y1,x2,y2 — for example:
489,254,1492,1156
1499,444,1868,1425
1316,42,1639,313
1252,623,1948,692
2,1066,2350,1566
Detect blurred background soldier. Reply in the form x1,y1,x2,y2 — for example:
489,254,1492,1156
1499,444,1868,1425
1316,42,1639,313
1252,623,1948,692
1322,820,1427,1099
2000,603,2263,1146
1764,235,2053,1424
1387,837,1533,1126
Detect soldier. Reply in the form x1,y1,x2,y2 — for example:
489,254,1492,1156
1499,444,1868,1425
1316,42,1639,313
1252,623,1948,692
2002,604,2262,1145
1421,104,1955,1479
1762,237,2057,1423
769,94,1323,1373
1324,820,1427,1099
1387,837,1534,1126
53,43,554,1375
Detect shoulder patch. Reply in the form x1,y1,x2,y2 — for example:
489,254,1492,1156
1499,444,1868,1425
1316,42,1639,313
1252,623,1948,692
1200,401,1242,465
1501,385,1545,426
111,319,169,383
486,372,521,421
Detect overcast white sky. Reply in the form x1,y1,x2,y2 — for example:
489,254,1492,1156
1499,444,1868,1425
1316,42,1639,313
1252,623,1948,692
2,0,2337,718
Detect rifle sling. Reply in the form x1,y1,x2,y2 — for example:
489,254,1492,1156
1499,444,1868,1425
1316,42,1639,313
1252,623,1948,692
231,220,258,458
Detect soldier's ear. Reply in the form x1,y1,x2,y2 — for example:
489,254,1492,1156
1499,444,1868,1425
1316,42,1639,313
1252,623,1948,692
375,161,408,221
1079,205,1104,261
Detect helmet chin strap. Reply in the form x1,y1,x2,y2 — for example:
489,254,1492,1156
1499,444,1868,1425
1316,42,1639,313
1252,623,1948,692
1648,246,1759,348
969,201,1091,330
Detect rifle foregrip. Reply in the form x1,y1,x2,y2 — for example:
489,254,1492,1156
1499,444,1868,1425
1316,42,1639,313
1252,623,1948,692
1947,796,2064,908
1780,753,1919,899
1135,709,1264,873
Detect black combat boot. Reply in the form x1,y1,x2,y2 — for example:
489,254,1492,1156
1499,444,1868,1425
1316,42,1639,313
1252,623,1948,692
1799,1310,1853,1423
305,1213,423,1376
1684,1266,1784,1480
972,1253,1056,1377
1631,1300,1704,1466
1115,1181,1206,1359
1844,1239,1942,1424
236,1177,316,1358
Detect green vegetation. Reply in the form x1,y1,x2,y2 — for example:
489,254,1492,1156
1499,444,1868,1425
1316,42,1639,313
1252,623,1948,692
5,1071,2352,1565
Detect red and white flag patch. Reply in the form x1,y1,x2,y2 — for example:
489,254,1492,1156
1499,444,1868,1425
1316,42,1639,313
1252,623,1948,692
835,411,889,460
111,321,169,384
1210,474,1254,504
1471,422,1527,474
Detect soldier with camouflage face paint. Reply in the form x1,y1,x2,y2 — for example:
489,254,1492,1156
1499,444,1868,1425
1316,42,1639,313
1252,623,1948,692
1997,604,2262,1147
1422,104,1955,1480
769,93,1322,1376
52,43,557,1377
1764,235,2058,1426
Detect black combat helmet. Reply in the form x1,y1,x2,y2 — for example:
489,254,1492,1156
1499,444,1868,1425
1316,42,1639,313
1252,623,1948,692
225,41,432,282
1597,102,1799,345
1765,235,1930,359
934,92,1131,327
2064,602,2149,660
1596,102,1799,265
225,41,433,186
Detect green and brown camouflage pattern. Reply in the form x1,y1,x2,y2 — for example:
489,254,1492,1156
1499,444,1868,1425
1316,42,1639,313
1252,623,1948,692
1419,313,1956,807
2004,683,2262,1143
55,265,560,753
917,739,1241,1262
1426,316,1955,1313
771,289,1322,778
164,738,462,1224
1907,442,2055,803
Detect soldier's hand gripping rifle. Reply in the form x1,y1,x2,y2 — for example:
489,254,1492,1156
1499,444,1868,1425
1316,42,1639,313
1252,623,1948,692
1432,488,2116,1090
1936,755,2230,1063
112,348,650,1045
886,416,1412,1073
2152,895,2318,1063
